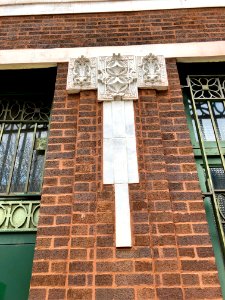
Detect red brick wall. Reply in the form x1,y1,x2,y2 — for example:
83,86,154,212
28,60,222,299
0,8,225,49
2,7,224,300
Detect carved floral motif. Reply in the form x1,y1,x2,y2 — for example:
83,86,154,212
98,54,138,101
141,53,161,83
137,53,168,90
73,55,91,86
67,52,168,95
66,56,97,93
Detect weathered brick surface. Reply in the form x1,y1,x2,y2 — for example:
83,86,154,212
30,63,78,298
2,7,220,300
1,8,225,49
29,59,222,299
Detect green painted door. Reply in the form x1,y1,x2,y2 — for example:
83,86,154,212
0,234,36,300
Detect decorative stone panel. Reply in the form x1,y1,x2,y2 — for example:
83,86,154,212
67,53,168,247
67,56,97,93
67,53,168,94
137,53,168,90
98,54,138,101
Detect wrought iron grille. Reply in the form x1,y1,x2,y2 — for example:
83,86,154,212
0,95,51,232
186,75,225,252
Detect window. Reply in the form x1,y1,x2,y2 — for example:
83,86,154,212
0,69,55,232
0,68,56,300
179,63,225,298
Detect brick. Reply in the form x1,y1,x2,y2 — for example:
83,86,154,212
196,247,214,258
68,275,86,286
184,288,222,299
48,289,66,300
157,223,175,234
56,215,71,224
54,237,70,247
202,273,220,285
97,236,114,247
97,261,133,272
32,261,49,273
31,275,66,286
74,183,90,192
162,248,178,258
181,260,217,272
36,237,52,249
152,235,176,246
96,248,113,259
37,226,70,236
133,224,150,234
95,288,135,300
29,289,46,300
137,288,155,300
34,249,68,260
177,235,211,246
70,249,87,259
155,260,179,272
67,289,92,300
178,248,195,258
115,274,153,286
175,224,192,234
97,224,114,234
135,235,150,246
162,274,181,286
182,274,200,286
95,274,113,286
71,237,95,248
69,262,93,273
135,261,152,272
157,288,183,299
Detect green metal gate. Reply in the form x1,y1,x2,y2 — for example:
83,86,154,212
182,75,225,298
0,93,51,299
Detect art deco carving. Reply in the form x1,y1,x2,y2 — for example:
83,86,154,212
66,56,97,93
67,53,168,94
98,54,138,101
137,54,168,90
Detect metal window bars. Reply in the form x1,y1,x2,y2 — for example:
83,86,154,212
187,75,225,253
0,95,51,231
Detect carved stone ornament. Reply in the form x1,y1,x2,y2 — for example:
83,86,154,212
137,54,168,90
66,56,97,93
66,52,168,248
67,53,168,95
98,54,138,101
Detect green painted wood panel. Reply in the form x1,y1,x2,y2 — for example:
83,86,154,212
0,234,35,300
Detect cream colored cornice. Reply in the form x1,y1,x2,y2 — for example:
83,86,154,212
1,42,225,70
0,0,225,16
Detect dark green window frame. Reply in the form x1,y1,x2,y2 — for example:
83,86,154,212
181,70,225,298
0,68,56,233
0,68,56,300
0,95,51,232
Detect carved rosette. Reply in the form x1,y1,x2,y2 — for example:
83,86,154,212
66,56,97,93
137,54,168,90
98,54,138,101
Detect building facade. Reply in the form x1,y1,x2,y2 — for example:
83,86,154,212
1,1,225,299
